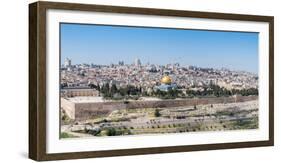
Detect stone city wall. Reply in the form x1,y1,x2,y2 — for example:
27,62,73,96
61,98,76,119
62,96,258,120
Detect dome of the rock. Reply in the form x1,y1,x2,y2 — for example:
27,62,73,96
161,75,172,85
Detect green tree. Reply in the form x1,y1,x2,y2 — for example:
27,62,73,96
110,84,118,94
101,83,111,97
106,128,116,136
154,109,161,117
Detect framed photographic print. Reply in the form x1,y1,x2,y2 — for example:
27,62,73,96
29,1,274,161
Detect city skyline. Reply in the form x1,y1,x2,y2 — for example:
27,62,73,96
62,57,258,75
61,23,259,73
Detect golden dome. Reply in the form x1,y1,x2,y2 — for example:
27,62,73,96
161,75,172,84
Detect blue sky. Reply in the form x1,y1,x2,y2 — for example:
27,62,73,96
60,23,259,73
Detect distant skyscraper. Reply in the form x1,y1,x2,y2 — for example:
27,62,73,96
64,58,71,68
134,58,141,66
118,61,124,66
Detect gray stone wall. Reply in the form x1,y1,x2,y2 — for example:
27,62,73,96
67,95,258,120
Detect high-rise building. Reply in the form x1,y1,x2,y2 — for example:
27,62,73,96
118,61,124,66
64,58,71,68
134,58,141,66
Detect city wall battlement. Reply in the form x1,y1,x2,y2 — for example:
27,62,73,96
61,96,258,120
